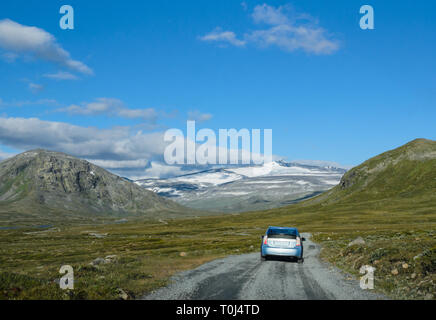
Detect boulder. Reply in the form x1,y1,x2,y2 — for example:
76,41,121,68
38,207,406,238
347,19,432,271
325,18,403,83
90,257,106,266
116,288,129,300
104,255,117,263
348,236,365,247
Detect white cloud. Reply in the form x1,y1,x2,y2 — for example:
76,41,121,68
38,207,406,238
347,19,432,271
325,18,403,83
58,98,158,122
0,117,166,161
187,110,213,122
0,116,277,179
0,114,279,179
117,108,158,121
0,19,93,74
246,24,338,55
87,158,149,169
200,4,339,55
0,98,58,107
61,98,122,115
141,162,187,179
0,116,174,178
28,82,44,94
199,28,246,47
43,71,78,80
252,3,290,25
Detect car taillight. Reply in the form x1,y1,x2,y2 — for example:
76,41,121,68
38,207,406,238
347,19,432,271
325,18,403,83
296,237,301,246
263,236,268,245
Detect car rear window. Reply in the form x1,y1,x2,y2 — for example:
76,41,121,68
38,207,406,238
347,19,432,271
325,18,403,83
267,228,297,239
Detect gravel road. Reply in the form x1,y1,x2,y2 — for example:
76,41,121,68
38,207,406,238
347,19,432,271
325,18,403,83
143,233,386,300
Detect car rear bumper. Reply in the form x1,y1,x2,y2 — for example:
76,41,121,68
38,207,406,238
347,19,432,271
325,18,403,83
262,246,302,258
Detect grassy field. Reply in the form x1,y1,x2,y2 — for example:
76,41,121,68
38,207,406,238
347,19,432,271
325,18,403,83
0,197,434,300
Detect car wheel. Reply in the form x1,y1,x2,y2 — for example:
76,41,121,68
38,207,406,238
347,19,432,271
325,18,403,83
298,257,304,264
260,253,266,261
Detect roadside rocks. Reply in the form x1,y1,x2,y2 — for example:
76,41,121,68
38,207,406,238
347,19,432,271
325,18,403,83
90,255,118,266
88,232,108,239
116,288,130,300
90,257,106,266
348,236,365,247
413,253,423,260
105,255,117,262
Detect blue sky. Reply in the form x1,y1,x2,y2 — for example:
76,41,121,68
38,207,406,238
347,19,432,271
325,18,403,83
0,0,435,178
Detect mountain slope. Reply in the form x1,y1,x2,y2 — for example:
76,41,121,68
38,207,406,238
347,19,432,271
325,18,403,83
136,161,346,212
303,138,436,207
0,149,187,222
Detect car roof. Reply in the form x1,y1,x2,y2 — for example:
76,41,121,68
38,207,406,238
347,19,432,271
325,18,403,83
268,226,298,231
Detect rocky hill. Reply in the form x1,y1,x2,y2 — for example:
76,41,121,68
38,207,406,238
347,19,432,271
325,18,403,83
0,149,188,222
306,138,436,206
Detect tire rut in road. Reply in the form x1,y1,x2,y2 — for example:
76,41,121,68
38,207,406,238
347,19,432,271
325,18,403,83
298,263,331,300
239,259,307,300
190,258,263,299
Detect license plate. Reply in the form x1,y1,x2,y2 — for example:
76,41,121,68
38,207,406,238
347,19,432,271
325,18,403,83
273,240,290,247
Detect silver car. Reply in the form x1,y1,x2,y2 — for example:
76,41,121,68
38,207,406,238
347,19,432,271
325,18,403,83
260,226,305,263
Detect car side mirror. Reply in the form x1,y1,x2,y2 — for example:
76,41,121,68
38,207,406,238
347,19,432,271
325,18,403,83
260,235,264,239
302,237,306,241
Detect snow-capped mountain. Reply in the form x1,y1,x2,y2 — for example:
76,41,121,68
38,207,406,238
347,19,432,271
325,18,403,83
135,160,347,213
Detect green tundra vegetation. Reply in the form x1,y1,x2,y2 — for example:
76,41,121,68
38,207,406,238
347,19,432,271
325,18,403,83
0,139,435,299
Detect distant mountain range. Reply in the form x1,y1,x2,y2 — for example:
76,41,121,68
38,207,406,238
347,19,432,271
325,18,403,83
135,160,347,212
1,138,434,224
